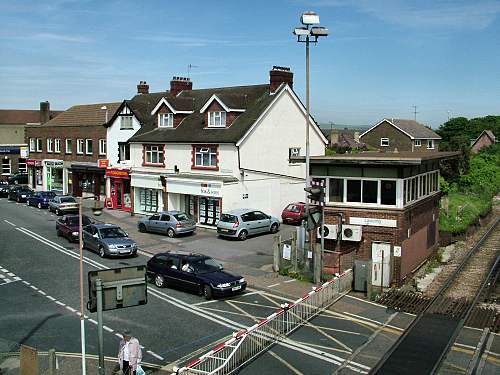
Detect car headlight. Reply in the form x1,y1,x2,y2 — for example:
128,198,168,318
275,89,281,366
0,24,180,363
72,232,79,236
108,244,117,249
239,278,245,283
217,283,231,288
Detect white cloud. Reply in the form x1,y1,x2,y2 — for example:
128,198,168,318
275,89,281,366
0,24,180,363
0,31,91,43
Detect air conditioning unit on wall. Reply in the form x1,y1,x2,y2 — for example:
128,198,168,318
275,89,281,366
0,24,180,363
317,224,338,239
341,225,362,241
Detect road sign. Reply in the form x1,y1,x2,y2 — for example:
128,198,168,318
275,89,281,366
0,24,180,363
87,265,147,312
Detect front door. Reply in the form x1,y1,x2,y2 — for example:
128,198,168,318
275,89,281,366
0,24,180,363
371,242,391,288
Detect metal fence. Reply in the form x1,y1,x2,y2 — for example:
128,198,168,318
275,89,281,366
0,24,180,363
174,269,353,375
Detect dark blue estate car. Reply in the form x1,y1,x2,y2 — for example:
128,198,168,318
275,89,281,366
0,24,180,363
146,253,247,300
26,191,57,209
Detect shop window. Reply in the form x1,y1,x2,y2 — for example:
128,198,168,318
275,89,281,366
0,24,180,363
193,145,218,169
362,180,378,204
99,139,106,156
139,188,158,213
208,111,226,127
36,138,42,152
346,180,361,202
381,180,396,205
77,139,84,154
121,116,133,130
328,178,344,202
18,159,27,173
85,139,93,155
119,143,130,162
143,145,164,166
66,139,72,154
198,197,221,225
47,138,53,153
55,138,61,153
2,159,11,175
158,113,173,128
29,138,36,152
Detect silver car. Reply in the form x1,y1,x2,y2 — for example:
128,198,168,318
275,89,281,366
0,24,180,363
137,211,196,238
83,223,137,258
49,195,79,216
217,209,280,241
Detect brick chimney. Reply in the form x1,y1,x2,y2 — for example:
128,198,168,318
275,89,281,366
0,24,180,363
269,66,293,94
137,80,149,94
170,76,192,96
40,101,50,124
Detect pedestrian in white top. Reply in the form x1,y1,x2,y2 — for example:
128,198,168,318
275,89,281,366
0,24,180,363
118,329,142,374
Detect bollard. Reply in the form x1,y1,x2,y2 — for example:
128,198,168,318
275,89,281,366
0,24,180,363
48,349,56,375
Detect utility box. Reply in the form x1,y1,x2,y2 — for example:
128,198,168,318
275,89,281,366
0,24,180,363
354,260,370,292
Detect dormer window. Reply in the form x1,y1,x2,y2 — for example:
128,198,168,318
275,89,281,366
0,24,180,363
208,111,226,128
159,113,173,128
121,116,133,130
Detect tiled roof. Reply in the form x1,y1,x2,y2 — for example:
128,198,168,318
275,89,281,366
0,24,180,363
389,119,441,139
128,84,274,143
41,102,121,127
0,109,61,125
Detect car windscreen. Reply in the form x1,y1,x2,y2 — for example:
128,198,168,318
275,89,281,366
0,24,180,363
60,197,76,203
41,192,56,198
220,214,238,223
99,227,127,238
174,213,190,222
67,217,91,226
191,258,221,274
286,204,300,213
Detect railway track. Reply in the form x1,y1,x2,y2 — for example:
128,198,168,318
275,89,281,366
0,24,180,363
371,216,499,374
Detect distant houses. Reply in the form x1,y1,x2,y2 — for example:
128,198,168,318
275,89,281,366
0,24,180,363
470,129,496,153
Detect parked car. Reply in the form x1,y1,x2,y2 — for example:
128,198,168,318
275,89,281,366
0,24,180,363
82,223,137,258
281,202,306,225
49,195,79,216
26,191,57,209
0,181,9,197
138,211,196,237
146,252,247,299
56,214,93,242
7,185,33,202
217,209,280,241
8,173,28,185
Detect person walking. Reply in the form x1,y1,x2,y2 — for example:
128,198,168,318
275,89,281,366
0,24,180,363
118,329,142,375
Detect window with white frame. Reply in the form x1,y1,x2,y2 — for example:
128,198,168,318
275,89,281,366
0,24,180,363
85,139,93,155
99,139,106,155
18,158,27,173
380,138,389,147
77,139,84,154
55,138,61,153
415,139,421,147
29,138,36,152
193,146,218,168
66,139,72,154
208,111,226,127
158,113,173,128
36,138,42,152
119,143,130,162
120,116,133,130
2,159,11,175
403,170,439,206
144,145,164,165
47,138,53,153
427,139,434,149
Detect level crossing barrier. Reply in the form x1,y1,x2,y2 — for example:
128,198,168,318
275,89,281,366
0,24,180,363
174,269,353,375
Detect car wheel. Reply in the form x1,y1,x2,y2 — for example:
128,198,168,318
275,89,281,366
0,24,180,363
13,180,18,185
203,285,213,300
167,228,175,238
138,223,147,233
98,246,106,258
154,274,166,288
270,223,279,234
37,202,42,209
238,230,248,241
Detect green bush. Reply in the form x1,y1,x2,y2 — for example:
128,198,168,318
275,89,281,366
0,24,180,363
440,191,492,233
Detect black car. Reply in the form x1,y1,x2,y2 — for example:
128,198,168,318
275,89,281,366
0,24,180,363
0,181,9,197
7,185,33,202
8,173,28,185
146,253,247,300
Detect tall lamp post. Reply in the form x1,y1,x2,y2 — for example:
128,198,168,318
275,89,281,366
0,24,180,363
293,11,328,280
79,195,103,374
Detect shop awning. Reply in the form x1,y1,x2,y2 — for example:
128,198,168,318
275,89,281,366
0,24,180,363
69,163,106,174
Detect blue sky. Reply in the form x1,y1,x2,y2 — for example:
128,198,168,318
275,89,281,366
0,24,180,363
1,0,499,128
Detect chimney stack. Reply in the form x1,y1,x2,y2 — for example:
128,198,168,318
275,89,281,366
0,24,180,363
354,131,360,143
40,101,50,124
137,80,149,94
269,66,293,94
170,76,192,96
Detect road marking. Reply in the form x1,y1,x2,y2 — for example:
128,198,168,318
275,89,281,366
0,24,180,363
268,350,304,375
46,295,56,301
3,219,16,227
1,278,11,283
147,350,164,361
29,285,39,291
66,306,76,313
55,301,66,307
22,280,30,285
267,283,280,288
103,326,114,333
7,272,15,277
88,319,98,325
38,290,47,296
284,279,296,283
138,250,152,258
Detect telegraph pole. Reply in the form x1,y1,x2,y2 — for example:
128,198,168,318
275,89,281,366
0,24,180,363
412,105,418,121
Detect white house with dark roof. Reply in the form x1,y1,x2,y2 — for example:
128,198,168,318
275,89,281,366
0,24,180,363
123,66,328,224
360,118,441,153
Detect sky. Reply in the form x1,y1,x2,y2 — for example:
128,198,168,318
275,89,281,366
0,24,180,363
1,0,499,128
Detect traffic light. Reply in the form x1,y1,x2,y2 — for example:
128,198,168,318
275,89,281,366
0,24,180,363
304,180,325,206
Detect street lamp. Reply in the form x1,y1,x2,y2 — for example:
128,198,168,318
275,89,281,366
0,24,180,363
79,195,102,375
293,11,329,216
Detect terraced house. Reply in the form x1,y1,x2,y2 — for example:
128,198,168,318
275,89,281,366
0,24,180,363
118,66,327,225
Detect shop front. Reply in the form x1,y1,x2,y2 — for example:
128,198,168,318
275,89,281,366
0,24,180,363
27,159,43,189
106,168,132,212
166,177,223,227
70,163,105,199
43,159,64,192
131,172,163,215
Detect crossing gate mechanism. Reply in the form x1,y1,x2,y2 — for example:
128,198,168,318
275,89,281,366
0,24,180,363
173,269,353,375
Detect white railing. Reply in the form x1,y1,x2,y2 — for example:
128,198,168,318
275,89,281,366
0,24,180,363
174,269,353,375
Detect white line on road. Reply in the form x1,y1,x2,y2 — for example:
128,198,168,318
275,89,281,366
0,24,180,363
267,283,280,288
103,326,114,333
3,220,16,227
88,319,98,325
22,280,30,285
146,350,164,361
65,306,76,313
284,279,296,283
46,295,56,301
